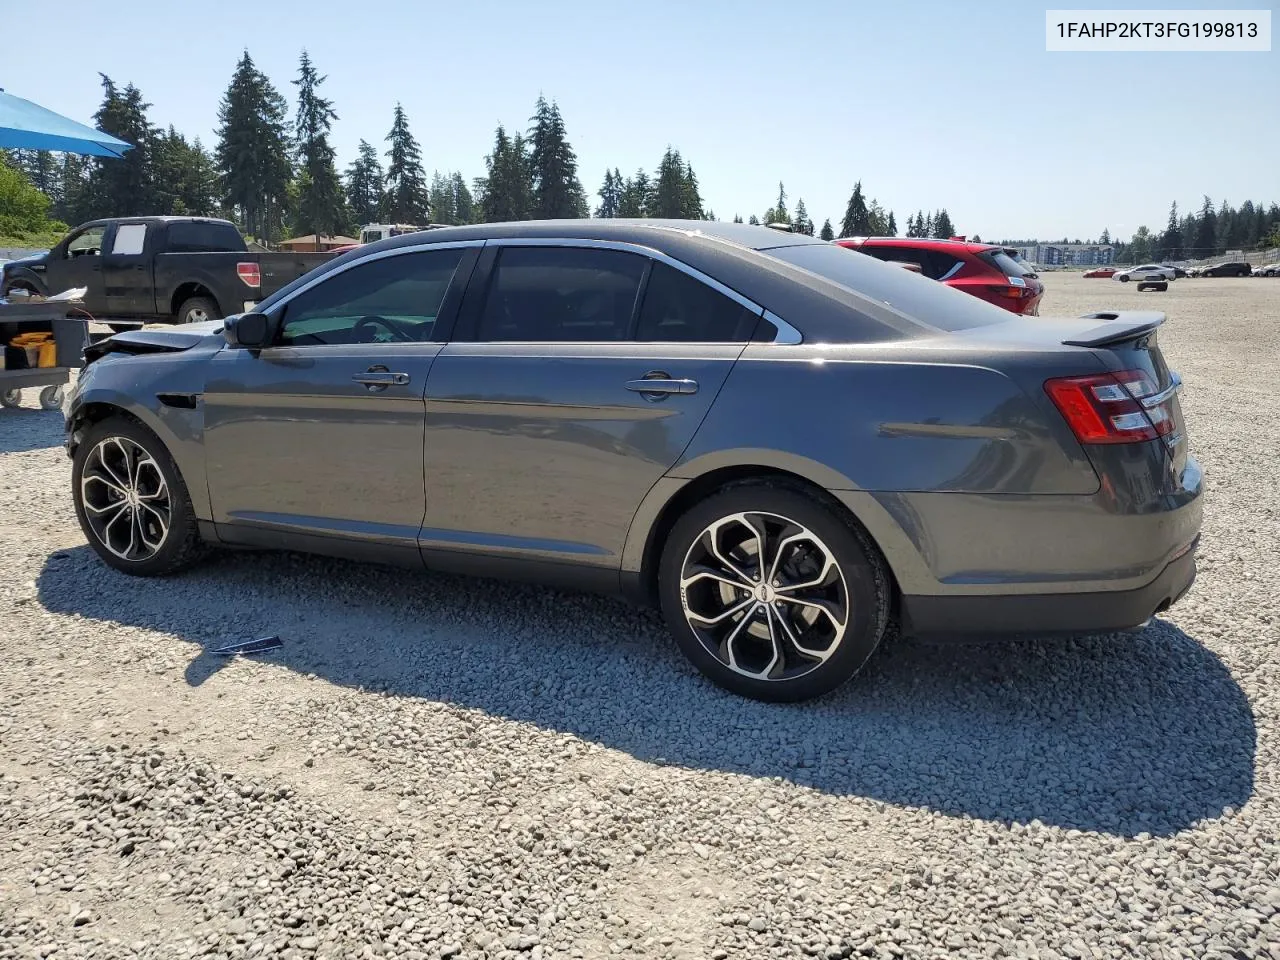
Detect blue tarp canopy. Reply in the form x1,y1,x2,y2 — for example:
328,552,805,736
0,89,132,158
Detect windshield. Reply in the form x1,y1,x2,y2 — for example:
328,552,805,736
763,243,1013,333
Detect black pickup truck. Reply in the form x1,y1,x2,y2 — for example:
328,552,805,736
0,217,332,328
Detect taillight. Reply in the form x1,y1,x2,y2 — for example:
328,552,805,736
991,283,1030,299
236,262,261,288
1045,369,1178,445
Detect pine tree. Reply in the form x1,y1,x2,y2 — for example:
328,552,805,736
80,75,155,220
747,214,760,225
292,50,348,239
344,140,383,226
450,172,476,224
792,198,813,236
932,209,955,238
527,97,587,219
819,218,834,241
1158,201,1182,260
650,148,690,218
923,212,935,237
887,211,897,236
1099,227,1111,245
216,51,292,241
617,169,650,218
681,162,704,219
152,127,216,216
1194,195,1217,257
839,182,869,237
595,169,622,218
732,214,744,224
429,171,456,225
476,125,532,222
383,103,430,223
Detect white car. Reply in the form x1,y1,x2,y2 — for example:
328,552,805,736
1113,263,1175,282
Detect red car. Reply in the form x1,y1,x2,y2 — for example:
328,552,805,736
834,237,1044,315
1083,266,1118,278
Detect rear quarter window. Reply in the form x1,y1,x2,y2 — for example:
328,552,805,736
766,243,1013,333
980,250,1035,278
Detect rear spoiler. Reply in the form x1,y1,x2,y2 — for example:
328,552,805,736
1062,311,1165,348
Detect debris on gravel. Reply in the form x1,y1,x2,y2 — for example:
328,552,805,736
1,276,1277,959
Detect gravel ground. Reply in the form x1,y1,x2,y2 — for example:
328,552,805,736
1,274,1277,960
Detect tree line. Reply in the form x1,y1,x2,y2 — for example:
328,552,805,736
2,49,1278,256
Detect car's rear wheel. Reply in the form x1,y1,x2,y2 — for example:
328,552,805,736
176,296,220,325
71,416,206,576
658,484,890,703
1119,274,1130,282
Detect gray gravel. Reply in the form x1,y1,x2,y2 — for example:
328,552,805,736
1,274,1278,959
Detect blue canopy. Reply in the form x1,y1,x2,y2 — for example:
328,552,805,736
0,89,132,158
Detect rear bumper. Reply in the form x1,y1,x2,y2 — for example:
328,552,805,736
900,535,1199,639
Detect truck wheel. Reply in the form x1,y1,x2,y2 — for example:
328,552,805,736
176,296,221,325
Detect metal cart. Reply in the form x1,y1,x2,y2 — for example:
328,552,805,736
0,299,89,411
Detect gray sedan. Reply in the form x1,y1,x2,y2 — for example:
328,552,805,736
63,220,1202,702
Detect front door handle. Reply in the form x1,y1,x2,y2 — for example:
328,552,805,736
352,368,410,389
625,376,699,398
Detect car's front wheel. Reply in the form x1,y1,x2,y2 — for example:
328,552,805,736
71,416,206,576
658,484,891,703
1118,274,1130,282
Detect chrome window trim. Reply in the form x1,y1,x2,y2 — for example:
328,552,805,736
487,237,803,345
1140,371,1182,409
262,239,487,319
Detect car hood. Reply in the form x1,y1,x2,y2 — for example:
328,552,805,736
85,319,226,362
2,252,50,270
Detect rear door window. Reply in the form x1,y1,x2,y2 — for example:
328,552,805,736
980,250,1036,278
475,246,646,342
110,223,147,256
635,262,760,342
928,251,965,281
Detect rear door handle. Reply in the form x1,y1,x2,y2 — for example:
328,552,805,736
625,377,699,396
352,371,410,388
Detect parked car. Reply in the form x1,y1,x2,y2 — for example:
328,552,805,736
1253,262,1280,277
0,217,331,330
64,220,1201,703
1198,260,1253,278
1113,264,1176,283
1083,266,1118,278
834,237,1045,315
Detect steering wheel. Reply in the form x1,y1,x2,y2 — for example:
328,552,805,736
353,314,416,343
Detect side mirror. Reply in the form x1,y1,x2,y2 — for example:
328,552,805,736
224,312,277,349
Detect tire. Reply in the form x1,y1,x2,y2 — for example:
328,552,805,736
657,483,891,703
38,385,64,410
1118,275,1130,282
0,388,21,408
175,296,221,325
71,416,207,576
1237,269,1249,278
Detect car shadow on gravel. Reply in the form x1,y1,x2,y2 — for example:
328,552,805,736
37,545,1254,838
0,406,64,453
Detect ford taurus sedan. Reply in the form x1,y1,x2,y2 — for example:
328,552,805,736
64,220,1202,702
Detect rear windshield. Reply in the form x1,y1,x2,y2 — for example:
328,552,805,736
763,243,1013,333
166,221,245,253
982,250,1036,277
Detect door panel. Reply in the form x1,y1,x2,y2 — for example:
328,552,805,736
45,225,109,309
203,343,441,548
103,221,154,316
420,342,743,568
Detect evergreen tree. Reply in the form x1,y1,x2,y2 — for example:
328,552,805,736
791,198,813,235
383,103,430,223
839,182,869,237
81,74,155,219
476,125,532,222
649,148,688,218
971,233,981,243
1237,200,1258,247
292,50,348,238
1217,199,1240,251
887,211,897,236
932,209,955,238
747,214,760,225
772,182,788,223
152,127,216,216
52,154,89,225
819,218,834,241
923,212,935,236
1099,227,1111,245
868,200,889,236
1158,201,1182,260
429,171,456,225
681,162,704,219
732,214,743,224
595,168,622,218
617,169,650,218
1129,225,1153,262
1193,195,1217,256
216,51,292,241
450,173,476,224
344,140,383,226
528,97,587,219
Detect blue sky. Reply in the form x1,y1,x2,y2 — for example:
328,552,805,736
3,0,1275,240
